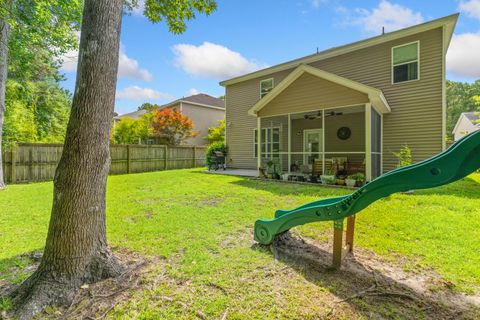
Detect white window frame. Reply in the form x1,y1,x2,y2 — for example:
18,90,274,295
391,41,420,84
260,78,274,98
253,126,281,158
303,129,324,164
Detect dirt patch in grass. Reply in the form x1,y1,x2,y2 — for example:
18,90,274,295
2,233,480,319
1,249,153,320
272,231,480,319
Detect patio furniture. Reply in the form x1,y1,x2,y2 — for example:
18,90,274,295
208,151,226,171
312,159,334,176
346,159,365,175
332,157,348,177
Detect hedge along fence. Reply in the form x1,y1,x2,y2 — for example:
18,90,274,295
1,143,207,184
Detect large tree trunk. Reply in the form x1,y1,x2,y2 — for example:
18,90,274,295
10,0,124,318
0,8,11,190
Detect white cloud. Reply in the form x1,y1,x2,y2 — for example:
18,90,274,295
186,88,201,96
459,0,480,20
118,50,153,81
60,45,152,81
172,42,263,79
60,49,78,72
354,0,424,34
132,0,145,16
116,86,173,100
447,32,480,78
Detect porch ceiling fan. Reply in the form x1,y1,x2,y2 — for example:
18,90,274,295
303,111,343,120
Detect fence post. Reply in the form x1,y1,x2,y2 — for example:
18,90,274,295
164,145,168,170
29,147,34,182
10,146,16,183
193,146,196,168
126,145,131,174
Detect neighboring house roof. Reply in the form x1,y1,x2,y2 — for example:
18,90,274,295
114,109,147,121
463,112,480,124
248,64,391,116
453,112,480,134
114,94,225,120
161,93,225,110
219,13,458,87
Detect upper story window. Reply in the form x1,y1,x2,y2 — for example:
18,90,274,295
260,78,274,98
392,41,419,84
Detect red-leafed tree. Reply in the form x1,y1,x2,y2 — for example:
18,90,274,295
151,107,198,145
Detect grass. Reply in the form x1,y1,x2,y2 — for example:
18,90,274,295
1,169,480,319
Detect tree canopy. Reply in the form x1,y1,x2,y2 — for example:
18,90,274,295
446,80,480,141
150,107,198,145
206,119,225,144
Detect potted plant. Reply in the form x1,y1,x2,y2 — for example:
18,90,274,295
266,160,281,179
353,172,366,187
321,170,336,185
345,175,357,188
266,160,275,179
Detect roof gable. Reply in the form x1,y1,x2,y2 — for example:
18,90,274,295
248,64,390,116
453,112,480,134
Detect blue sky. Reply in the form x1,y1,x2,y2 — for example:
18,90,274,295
60,0,480,115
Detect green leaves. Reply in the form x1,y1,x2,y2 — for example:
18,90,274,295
131,0,217,34
112,114,151,145
3,79,71,147
447,80,480,141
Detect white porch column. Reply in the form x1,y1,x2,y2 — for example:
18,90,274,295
257,117,261,175
322,109,326,175
287,113,291,173
365,103,372,182
380,112,384,175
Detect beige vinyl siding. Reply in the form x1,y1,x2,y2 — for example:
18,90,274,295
258,73,369,117
225,69,292,168
180,102,225,146
225,27,443,171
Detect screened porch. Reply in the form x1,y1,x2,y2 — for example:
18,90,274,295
255,104,382,183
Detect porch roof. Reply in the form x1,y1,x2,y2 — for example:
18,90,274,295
248,64,391,117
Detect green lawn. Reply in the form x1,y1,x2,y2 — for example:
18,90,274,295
1,169,480,319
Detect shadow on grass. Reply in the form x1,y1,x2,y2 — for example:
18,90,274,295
221,172,480,200
0,250,42,297
228,178,351,197
251,232,477,319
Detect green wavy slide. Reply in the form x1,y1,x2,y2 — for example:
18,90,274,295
254,130,480,245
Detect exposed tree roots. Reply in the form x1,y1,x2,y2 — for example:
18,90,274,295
7,249,124,320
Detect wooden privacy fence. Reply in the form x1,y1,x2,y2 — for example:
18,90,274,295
1,143,207,184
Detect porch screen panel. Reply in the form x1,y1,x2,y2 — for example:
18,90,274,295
371,109,382,178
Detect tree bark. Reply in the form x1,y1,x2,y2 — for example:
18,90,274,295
0,5,11,190
10,0,124,318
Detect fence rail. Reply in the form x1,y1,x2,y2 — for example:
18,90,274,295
1,143,206,184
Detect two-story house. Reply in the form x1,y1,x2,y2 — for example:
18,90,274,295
220,14,458,182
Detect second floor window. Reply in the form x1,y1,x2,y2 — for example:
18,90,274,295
392,41,419,84
260,78,274,98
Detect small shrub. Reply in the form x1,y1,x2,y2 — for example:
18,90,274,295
393,144,412,168
348,172,366,182
206,141,228,166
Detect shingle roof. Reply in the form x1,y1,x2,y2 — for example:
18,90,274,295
115,94,224,119
114,109,147,120
173,93,225,109
463,112,480,124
